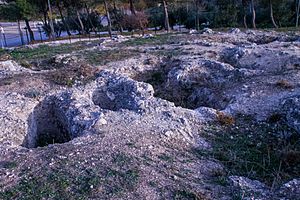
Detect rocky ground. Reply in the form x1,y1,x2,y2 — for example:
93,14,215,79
0,29,300,200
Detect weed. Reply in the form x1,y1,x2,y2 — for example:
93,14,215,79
19,60,32,69
0,77,14,86
75,169,100,195
112,153,132,167
158,153,174,162
215,176,228,186
0,161,18,169
267,113,283,123
23,89,41,99
216,111,235,126
125,142,136,147
174,189,205,200
275,80,293,89
0,48,6,56
0,50,11,61
148,181,157,187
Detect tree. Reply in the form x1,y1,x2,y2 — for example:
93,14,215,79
269,0,278,28
242,0,249,28
47,0,55,39
1,0,36,42
251,0,256,28
62,0,86,34
129,0,136,15
56,0,71,36
103,0,112,38
0,1,25,44
296,0,300,27
162,0,170,32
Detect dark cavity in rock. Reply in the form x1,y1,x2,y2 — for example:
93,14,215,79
23,98,72,148
133,58,229,110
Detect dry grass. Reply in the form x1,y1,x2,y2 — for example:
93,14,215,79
216,111,235,126
51,64,98,86
275,80,293,89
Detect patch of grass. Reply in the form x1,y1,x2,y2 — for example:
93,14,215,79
23,89,41,99
1,148,142,199
202,116,300,187
215,175,228,186
0,49,10,61
0,48,5,55
0,161,18,169
84,49,139,65
158,153,174,162
10,44,74,61
74,169,101,195
112,153,132,167
121,34,177,47
0,167,103,200
150,48,183,58
173,189,205,200
0,175,74,200
103,168,140,195
19,60,32,69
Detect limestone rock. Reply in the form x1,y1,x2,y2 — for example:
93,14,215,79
281,96,300,135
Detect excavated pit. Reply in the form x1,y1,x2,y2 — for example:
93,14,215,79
23,98,72,148
133,59,230,110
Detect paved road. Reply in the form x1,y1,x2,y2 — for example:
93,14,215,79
0,21,176,48
0,21,119,48
0,21,50,47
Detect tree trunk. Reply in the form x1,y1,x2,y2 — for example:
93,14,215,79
57,2,72,36
113,1,124,34
242,0,248,28
47,0,56,39
269,0,278,28
43,11,48,26
195,0,200,30
251,0,256,29
243,14,248,28
296,0,300,27
17,20,24,45
129,0,136,15
85,3,96,33
128,0,144,35
163,0,170,32
104,0,112,38
76,10,85,35
24,18,35,41
67,11,81,33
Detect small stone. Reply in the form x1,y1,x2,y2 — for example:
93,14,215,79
98,118,107,125
165,130,174,137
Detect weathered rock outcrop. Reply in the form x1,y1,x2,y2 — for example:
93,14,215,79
281,96,300,135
